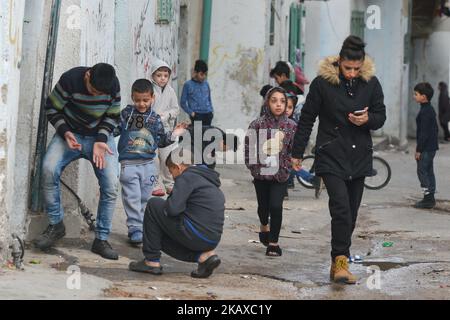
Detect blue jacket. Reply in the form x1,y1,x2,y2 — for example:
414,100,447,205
180,79,214,115
117,105,174,163
416,103,439,153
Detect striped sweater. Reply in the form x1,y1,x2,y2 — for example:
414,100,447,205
45,67,121,143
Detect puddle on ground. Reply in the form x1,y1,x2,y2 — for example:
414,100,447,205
361,261,411,271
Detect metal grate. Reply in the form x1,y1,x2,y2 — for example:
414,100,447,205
157,0,172,24
351,10,365,40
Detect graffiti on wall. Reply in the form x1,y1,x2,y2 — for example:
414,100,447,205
210,44,264,115
81,0,114,65
210,44,264,77
132,0,180,82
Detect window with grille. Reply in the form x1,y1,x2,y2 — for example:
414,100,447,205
157,0,172,24
351,10,365,40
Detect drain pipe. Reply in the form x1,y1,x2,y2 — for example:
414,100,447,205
30,0,62,213
200,0,213,62
10,234,25,270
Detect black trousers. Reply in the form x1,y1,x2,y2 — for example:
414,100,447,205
253,179,287,244
321,174,365,260
191,112,214,126
143,198,217,262
440,121,450,140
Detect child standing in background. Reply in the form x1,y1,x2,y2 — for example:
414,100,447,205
150,59,181,197
181,60,214,126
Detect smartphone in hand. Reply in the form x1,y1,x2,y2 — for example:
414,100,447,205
353,109,366,116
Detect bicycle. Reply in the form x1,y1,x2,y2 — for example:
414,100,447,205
297,154,392,191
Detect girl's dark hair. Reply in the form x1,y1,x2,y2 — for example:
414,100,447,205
132,79,154,94
339,35,366,61
266,87,288,101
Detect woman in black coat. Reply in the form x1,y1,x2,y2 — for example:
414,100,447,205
438,82,450,141
291,36,386,284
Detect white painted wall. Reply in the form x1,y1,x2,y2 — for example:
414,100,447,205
208,0,269,130
409,18,450,138
365,0,408,143
0,0,26,260
303,0,353,86
115,0,180,108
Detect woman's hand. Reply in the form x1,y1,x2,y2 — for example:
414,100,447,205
348,107,369,126
291,158,303,171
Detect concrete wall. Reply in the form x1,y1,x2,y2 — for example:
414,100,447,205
23,0,180,241
365,0,409,144
409,17,450,138
208,0,269,129
116,0,180,108
0,0,26,260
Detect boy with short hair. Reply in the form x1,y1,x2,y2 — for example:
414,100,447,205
180,60,214,126
150,59,181,197
414,82,439,209
270,61,304,95
129,149,225,278
118,79,184,244
35,63,121,260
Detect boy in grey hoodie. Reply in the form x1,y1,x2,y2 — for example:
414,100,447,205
150,59,181,196
129,149,225,278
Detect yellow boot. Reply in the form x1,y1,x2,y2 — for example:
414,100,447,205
333,256,358,284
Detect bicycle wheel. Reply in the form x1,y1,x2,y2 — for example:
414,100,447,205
365,156,391,190
295,155,316,189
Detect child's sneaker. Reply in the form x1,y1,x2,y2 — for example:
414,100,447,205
128,230,143,245
152,189,166,197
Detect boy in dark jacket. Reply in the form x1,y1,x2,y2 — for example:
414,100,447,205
414,83,439,209
129,149,225,278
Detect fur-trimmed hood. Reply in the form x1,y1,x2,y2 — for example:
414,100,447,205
318,55,376,86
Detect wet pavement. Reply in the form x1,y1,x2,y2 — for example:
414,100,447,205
1,141,450,300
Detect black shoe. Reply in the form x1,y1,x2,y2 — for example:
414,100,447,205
312,176,323,199
415,193,436,209
34,222,66,251
258,231,270,247
287,181,295,189
129,260,163,275
191,255,221,279
91,239,119,260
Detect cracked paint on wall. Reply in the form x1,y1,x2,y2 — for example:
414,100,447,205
132,0,180,82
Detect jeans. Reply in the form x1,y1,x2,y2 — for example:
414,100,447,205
42,133,119,240
322,174,365,259
417,151,436,194
120,161,157,234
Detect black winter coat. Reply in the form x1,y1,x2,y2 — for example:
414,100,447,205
292,56,387,180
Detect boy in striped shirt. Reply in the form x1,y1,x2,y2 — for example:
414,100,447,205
34,63,121,260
